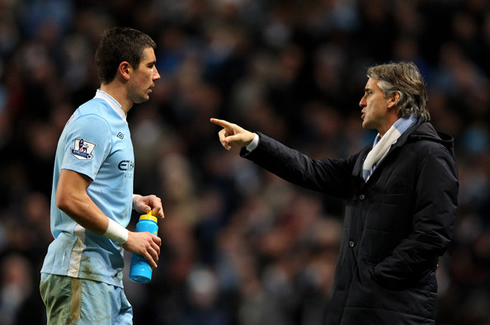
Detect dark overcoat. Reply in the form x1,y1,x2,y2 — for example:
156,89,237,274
241,120,459,325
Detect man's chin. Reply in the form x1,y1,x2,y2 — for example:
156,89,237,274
361,119,375,129
134,96,150,104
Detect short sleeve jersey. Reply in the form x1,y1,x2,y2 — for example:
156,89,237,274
41,90,134,288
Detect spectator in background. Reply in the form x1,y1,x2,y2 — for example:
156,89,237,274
211,61,459,324
39,27,164,324
0,254,33,325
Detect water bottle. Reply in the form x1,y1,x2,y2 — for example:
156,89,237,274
129,211,159,283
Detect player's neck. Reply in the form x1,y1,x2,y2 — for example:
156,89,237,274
100,83,133,114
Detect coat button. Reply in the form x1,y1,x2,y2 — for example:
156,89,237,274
349,240,355,248
359,194,365,200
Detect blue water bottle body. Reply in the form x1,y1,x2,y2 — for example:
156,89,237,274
129,212,159,283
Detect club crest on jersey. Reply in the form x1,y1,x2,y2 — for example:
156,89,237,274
71,138,96,160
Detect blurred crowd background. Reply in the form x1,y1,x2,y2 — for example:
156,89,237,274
0,0,489,324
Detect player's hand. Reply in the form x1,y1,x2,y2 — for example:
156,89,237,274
123,231,161,268
133,194,164,220
210,118,255,150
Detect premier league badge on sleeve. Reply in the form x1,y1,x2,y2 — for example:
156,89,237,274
71,138,96,160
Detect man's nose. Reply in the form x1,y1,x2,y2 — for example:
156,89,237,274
359,97,366,107
154,67,161,80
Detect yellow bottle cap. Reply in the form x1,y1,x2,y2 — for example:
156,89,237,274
139,211,158,223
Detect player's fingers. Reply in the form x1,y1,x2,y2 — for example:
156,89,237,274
144,241,159,267
152,234,162,247
151,205,164,219
145,251,158,268
152,242,160,257
151,243,160,262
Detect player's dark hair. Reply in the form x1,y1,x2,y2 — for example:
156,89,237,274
95,27,156,84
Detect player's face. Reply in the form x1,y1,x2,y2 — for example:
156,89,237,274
359,78,393,135
128,47,160,104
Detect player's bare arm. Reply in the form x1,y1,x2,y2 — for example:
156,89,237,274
56,169,161,268
56,169,112,234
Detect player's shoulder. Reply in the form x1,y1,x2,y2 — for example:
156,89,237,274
77,98,112,118
65,104,112,139
72,98,114,125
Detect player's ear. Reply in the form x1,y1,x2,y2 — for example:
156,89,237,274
118,62,131,81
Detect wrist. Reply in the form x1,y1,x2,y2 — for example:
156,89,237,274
245,133,259,151
132,194,141,210
103,218,129,244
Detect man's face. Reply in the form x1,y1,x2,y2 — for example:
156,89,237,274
128,47,160,104
359,78,394,135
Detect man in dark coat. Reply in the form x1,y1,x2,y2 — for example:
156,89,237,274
210,62,459,324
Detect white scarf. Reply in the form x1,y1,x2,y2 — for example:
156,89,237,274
362,115,417,181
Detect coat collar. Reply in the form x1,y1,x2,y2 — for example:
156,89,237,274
352,118,432,181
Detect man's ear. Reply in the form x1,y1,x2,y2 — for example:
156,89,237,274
118,62,131,81
388,91,400,109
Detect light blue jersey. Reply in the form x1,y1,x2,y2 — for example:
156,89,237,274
41,90,134,288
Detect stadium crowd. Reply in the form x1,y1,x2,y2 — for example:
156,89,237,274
0,0,489,324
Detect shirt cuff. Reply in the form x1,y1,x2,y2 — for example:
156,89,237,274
245,133,259,152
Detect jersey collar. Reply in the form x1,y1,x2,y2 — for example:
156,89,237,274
95,89,126,121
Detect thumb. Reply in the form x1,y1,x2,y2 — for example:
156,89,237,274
225,134,241,143
137,203,151,213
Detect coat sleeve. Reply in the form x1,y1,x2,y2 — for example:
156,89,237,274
240,132,357,199
373,144,459,288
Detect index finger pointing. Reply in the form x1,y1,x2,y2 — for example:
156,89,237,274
210,118,232,128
